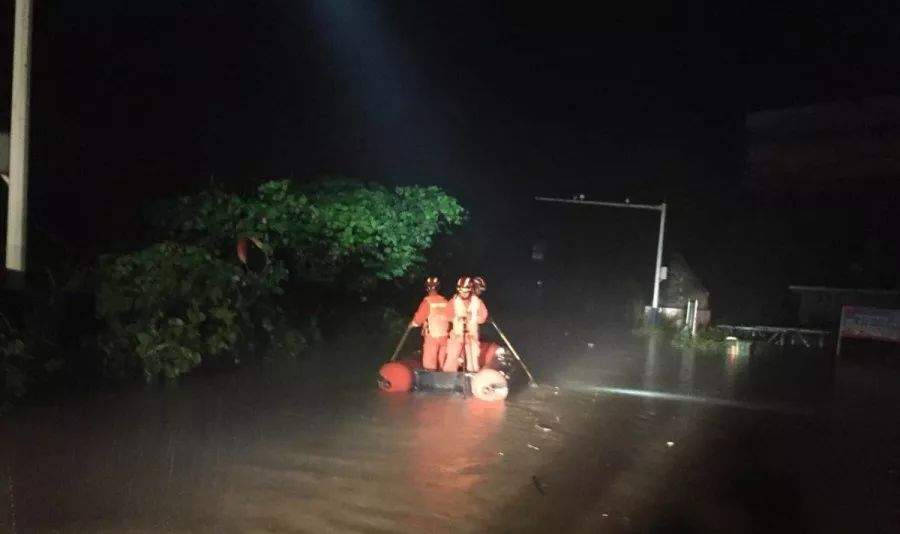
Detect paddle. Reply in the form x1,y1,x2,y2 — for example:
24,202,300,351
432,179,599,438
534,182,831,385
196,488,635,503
490,319,538,386
389,324,415,362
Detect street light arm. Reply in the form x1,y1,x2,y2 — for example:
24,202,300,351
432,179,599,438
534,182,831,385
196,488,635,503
534,196,663,211
535,195,668,311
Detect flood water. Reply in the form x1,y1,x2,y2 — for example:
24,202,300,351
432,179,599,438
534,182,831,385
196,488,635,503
2,316,899,532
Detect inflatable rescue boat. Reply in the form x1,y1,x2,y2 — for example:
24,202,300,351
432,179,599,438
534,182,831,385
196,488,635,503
378,321,535,402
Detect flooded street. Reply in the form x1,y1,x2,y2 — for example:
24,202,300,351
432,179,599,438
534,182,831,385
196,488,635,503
2,317,899,532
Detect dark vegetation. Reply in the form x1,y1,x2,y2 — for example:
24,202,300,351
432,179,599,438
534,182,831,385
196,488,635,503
2,177,465,408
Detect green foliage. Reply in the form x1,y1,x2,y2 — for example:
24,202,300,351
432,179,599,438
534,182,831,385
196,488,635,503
671,327,728,354
96,242,286,381
152,178,466,290
631,312,680,337
631,310,727,354
97,178,465,381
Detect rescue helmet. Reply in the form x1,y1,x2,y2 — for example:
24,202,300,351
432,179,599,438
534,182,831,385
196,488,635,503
473,276,486,295
456,276,474,289
425,276,440,291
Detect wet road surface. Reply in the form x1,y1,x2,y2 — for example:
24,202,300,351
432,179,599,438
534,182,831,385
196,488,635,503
2,318,899,532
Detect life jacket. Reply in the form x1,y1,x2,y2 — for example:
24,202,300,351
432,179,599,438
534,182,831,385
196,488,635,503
451,295,482,337
424,299,450,338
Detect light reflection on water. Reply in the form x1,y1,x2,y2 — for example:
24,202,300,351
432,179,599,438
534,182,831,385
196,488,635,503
532,325,832,409
579,386,813,415
677,348,695,393
404,396,506,511
4,326,894,532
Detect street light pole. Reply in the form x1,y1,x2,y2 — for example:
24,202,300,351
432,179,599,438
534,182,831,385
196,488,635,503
534,196,668,309
651,202,666,308
5,0,33,289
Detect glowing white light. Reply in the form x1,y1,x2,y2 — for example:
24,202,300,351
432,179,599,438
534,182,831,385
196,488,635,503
567,385,812,415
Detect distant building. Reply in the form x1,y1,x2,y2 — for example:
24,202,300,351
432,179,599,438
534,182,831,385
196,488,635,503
661,253,709,310
746,95,900,193
789,286,900,327
647,253,711,328
746,96,900,290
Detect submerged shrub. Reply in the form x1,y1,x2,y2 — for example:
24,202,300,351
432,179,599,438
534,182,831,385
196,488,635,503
671,327,728,354
96,242,286,381
97,178,465,381
1,311,66,410
152,178,466,291
1,320,31,406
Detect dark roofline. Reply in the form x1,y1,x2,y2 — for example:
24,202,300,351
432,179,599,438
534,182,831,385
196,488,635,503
788,285,900,295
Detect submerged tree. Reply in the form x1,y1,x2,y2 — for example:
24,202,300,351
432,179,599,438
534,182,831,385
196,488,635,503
97,178,465,381
155,178,466,288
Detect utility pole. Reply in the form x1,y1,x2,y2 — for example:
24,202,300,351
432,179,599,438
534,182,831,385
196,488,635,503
535,196,668,309
652,201,667,309
5,0,33,289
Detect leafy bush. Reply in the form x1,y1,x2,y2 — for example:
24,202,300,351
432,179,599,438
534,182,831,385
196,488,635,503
671,327,728,354
96,242,286,380
152,178,466,290
96,178,465,381
631,312,680,337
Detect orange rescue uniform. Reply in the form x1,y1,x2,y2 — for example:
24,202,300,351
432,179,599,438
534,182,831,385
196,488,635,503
412,294,450,370
443,294,488,372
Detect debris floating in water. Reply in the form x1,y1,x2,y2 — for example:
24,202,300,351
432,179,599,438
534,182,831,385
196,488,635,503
666,441,675,447
498,451,504,456
587,342,595,348
532,475,546,495
527,443,541,451
535,423,552,432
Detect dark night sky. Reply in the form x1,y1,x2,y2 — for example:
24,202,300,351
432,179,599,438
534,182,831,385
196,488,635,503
3,1,900,318
12,1,898,184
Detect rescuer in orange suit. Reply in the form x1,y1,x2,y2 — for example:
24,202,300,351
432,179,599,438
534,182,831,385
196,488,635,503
410,277,450,370
471,277,499,368
443,276,489,372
